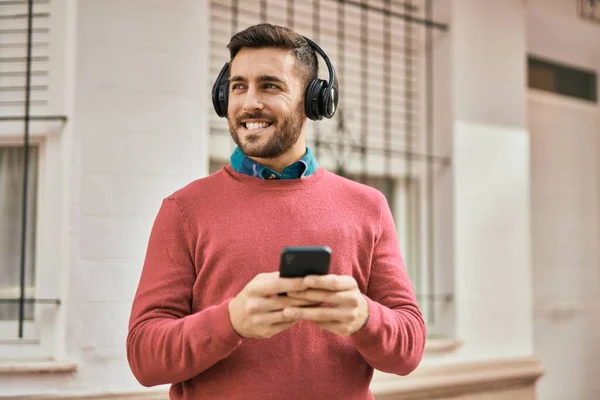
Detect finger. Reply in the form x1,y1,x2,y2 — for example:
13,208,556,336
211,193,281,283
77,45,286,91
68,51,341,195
283,306,354,322
287,289,339,304
287,289,360,307
248,275,307,297
262,296,322,311
303,274,358,292
260,310,300,325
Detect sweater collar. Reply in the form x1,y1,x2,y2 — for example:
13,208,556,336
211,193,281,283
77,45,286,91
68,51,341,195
229,147,319,180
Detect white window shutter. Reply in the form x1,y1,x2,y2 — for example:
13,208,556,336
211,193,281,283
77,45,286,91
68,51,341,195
0,0,52,118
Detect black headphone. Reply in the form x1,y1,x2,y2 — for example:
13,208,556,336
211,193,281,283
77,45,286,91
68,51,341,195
211,36,339,121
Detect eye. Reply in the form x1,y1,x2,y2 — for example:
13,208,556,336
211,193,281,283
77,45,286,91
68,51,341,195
231,83,246,91
264,83,279,90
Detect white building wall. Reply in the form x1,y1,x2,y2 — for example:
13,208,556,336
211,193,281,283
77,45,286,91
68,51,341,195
526,0,600,399
445,0,534,361
2,0,209,396
529,91,600,400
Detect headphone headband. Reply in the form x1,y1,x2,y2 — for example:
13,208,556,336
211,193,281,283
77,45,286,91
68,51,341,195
212,35,339,121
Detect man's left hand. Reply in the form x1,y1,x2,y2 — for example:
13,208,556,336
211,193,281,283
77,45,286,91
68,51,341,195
283,275,369,336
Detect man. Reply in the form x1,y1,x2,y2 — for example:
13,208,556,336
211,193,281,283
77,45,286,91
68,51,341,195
127,23,426,400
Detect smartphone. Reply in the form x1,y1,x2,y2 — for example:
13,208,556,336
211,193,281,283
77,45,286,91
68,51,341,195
279,246,331,278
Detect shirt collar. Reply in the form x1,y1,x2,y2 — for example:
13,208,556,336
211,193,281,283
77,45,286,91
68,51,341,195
230,147,319,180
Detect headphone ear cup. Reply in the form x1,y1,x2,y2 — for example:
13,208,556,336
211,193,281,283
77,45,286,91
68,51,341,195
305,79,326,121
212,62,230,118
218,81,229,118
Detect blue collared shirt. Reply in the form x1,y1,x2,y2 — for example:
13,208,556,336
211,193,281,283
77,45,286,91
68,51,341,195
230,147,319,180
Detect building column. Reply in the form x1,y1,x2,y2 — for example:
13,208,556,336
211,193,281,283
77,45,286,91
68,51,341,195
450,0,534,360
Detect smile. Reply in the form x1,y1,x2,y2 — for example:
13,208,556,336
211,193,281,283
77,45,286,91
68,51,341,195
243,121,273,131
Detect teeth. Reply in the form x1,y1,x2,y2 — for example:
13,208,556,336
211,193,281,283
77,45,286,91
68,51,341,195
245,122,270,131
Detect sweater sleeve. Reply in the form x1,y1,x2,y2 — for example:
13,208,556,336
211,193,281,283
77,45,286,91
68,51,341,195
126,198,243,387
349,193,427,375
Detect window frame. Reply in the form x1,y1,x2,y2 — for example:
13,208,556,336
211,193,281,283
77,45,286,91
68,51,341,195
388,175,453,339
0,0,72,362
0,141,39,320
0,126,65,361
527,55,598,103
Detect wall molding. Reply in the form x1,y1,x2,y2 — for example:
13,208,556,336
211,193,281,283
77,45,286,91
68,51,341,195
424,338,463,354
371,356,544,399
5,357,543,400
2,390,168,400
0,360,78,375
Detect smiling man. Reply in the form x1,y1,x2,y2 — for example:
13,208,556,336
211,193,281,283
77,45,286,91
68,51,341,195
127,23,426,400
226,33,318,178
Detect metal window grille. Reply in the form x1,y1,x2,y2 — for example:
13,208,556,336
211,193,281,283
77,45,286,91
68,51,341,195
209,0,453,334
0,0,62,339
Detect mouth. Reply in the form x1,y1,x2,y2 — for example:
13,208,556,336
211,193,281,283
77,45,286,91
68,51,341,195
241,120,274,132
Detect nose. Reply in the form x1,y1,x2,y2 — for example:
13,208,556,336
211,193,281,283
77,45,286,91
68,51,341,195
242,87,264,112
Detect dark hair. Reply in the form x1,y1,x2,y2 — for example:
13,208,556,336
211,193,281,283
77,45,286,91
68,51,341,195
227,23,318,88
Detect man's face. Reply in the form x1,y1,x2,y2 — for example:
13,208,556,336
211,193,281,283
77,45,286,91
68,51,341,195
227,47,306,159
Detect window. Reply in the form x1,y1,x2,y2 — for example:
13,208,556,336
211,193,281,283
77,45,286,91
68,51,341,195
0,145,39,323
0,133,69,365
0,135,65,360
0,0,67,360
528,56,597,102
208,0,453,338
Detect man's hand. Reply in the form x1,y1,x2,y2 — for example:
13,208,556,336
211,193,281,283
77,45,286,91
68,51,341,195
283,275,369,337
229,272,322,339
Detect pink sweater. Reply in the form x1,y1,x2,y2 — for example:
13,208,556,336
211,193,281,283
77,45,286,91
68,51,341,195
127,166,426,400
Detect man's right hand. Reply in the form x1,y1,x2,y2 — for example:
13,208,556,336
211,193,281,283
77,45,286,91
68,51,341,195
228,272,319,339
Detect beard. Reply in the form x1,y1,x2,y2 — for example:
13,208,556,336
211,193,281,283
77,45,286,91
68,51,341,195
228,103,304,159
